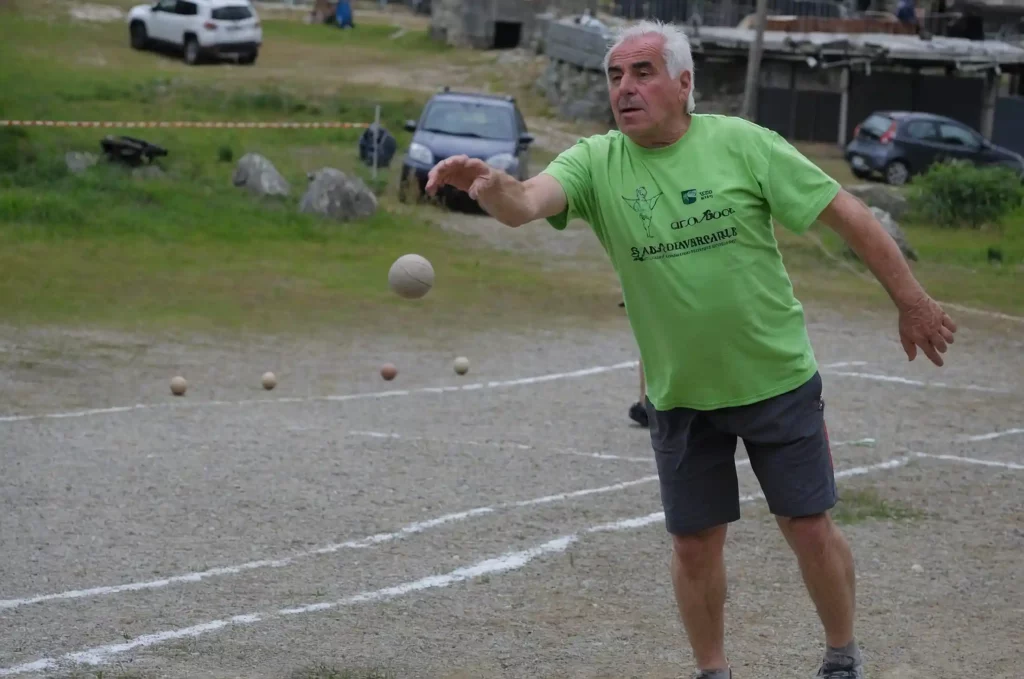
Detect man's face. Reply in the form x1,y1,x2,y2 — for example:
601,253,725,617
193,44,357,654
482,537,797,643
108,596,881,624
606,34,692,139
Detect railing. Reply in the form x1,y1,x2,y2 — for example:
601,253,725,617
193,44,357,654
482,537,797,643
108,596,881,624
602,0,851,27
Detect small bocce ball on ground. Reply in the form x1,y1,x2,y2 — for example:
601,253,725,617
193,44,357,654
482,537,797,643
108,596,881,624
388,254,434,300
454,356,469,375
170,376,187,396
262,372,277,390
380,363,398,381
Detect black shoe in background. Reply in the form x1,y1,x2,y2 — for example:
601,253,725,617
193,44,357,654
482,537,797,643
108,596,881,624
628,401,649,427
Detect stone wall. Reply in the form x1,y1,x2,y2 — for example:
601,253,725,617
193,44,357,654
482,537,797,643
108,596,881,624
430,0,545,48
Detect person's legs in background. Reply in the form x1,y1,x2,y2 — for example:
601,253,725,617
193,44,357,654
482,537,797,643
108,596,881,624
629,359,648,427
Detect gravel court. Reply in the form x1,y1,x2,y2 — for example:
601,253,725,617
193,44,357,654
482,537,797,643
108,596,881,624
7,454,1017,679
1,308,1022,678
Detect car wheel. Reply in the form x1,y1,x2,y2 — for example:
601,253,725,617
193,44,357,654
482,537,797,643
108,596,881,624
852,168,871,180
130,21,148,50
183,37,201,65
884,160,909,186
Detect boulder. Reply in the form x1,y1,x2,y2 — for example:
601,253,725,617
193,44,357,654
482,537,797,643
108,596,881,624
299,167,377,222
845,183,909,221
65,151,98,174
847,207,917,262
232,153,290,197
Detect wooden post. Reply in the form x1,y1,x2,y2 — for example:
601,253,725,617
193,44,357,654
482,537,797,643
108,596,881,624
980,70,999,140
787,61,798,140
837,66,850,147
372,104,380,179
740,0,770,121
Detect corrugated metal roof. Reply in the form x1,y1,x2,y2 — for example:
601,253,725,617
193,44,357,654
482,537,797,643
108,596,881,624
685,26,1024,63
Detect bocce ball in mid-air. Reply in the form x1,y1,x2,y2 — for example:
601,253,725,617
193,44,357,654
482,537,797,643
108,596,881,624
388,254,434,300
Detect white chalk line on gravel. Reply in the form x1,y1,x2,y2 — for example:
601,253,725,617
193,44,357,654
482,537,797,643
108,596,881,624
1,358,1004,424
347,431,654,463
823,370,1014,394
0,436,879,613
913,452,1024,470
347,431,878,462
0,456,915,676
960,427,1024,442
0,474,659,613
0,361,641,425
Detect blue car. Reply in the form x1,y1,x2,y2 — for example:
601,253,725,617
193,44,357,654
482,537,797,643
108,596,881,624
844,110,1024,186
398,88,534,208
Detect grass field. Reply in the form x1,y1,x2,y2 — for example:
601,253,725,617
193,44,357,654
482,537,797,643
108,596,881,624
0,10,616,335
0,1,1021,340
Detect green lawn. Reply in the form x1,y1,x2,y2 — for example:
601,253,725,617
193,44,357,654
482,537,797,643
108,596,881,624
0,11,616,335
0,2,1020,338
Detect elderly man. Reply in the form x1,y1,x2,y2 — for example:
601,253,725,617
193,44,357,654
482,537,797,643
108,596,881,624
426,19,956,679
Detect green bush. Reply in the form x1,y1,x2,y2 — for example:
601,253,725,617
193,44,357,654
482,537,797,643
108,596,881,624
908,160,1024,229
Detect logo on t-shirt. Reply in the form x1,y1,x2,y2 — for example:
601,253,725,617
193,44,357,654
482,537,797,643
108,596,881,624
622,186,662,239
682,188,714,204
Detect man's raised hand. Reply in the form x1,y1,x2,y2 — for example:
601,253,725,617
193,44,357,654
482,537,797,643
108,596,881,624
425,155,496,200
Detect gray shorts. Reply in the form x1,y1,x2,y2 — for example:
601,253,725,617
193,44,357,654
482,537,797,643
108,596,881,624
645,371,836,536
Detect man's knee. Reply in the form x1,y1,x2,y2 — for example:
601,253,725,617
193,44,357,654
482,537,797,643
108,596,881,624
776,512,835,553
671,525,727,573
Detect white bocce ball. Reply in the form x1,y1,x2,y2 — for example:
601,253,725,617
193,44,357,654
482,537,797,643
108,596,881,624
262,372,277,390
170,375,187,396
453,356,470,375
388,254,434,300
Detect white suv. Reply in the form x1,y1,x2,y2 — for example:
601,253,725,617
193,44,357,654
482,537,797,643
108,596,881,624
128,0,262,65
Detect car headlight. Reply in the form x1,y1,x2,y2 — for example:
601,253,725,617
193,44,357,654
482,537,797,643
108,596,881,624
486,153,518,172
408,142,433,165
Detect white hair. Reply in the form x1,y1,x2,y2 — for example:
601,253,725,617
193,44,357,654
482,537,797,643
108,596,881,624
603,20,696,114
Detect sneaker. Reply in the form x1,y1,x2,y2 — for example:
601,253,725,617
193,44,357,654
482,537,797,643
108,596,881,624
814,659,864,678
628,401,649,427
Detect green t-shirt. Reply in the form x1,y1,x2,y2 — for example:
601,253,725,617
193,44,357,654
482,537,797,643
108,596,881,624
542,114,840,411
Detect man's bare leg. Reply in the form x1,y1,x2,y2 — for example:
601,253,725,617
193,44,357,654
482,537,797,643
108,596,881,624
671,525,730,673
638,359,646,402
776,513,862,671
628,359,649,427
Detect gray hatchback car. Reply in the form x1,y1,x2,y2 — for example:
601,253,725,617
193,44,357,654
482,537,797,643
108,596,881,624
844,111,1024,186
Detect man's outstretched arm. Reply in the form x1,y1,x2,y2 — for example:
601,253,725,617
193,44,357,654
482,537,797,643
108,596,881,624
425,155,568,228
817,189,957,366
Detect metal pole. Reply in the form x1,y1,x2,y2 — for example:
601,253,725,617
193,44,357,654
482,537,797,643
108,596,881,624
740,0,769,121
372,104,380,179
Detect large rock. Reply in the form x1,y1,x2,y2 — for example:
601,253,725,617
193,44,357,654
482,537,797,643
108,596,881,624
65,151,98,174
845,183,909,221
847,207,917,262
299,167,377,222
232,153,290,197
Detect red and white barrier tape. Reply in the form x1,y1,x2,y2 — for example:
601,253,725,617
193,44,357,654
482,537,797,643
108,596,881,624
0,120,370,129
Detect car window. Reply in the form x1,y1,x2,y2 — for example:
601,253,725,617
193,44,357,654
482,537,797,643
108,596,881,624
420,100,516,140
155,0,176,10
938,123,980,148
906,120,938,141
514,107,527,135
859,114,893,137
212,5,253,20
174,0,198,15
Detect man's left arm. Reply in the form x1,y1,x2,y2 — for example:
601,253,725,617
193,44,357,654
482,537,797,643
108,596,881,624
818,189,957,366
761,132,957,367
